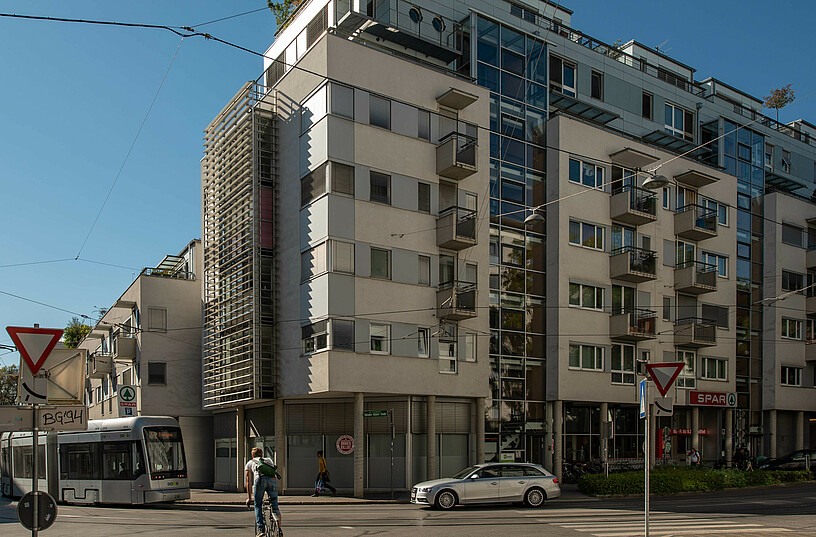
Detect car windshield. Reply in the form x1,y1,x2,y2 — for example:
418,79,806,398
450,465,480,479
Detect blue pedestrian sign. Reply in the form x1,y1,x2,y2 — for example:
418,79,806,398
639,379,646,419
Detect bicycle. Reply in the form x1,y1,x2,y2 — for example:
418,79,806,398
249,499,282,537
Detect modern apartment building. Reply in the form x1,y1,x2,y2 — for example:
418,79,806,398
79,240,213,487
202,0,816,491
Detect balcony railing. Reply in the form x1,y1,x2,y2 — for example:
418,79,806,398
610,308,657,341
87,353,113,379
807,247,816,270
674,260,717,294
610,185,657,225
436,206,477,250
610,246,657,283
807,342,816,362
437,280,477,320
113,335,138,360
675,204,717,241
436,131,477,180
674,317,717,347
141,267,195,280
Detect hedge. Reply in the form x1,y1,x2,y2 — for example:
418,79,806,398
578,468,812,496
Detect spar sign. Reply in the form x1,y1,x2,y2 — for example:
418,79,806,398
689,391,737,407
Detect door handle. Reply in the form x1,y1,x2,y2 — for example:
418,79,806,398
518,481,526,484
490,481,498,485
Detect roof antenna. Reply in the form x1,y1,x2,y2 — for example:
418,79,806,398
655,39,669,52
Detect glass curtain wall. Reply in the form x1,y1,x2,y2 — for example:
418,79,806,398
476,15,547,464
723,119,765,455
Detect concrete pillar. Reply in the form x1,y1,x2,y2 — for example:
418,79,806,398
553,400,563,481
274,399,285,490
237,405,245,491
354,392,364,498
796,411,805,451
427,395,437,480
600,402,609,465
544,401,554,472
769,410,778,459
691,407,700,452
648,403,656,469
475,397,485,464
725,409,733,467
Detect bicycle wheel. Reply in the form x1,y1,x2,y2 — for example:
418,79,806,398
264,508,273,537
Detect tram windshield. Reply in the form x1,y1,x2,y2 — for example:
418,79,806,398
143,427,187,479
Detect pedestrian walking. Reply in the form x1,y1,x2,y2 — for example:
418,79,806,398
312,450,336,497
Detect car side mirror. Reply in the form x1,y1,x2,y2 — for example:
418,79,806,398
470,474,479,479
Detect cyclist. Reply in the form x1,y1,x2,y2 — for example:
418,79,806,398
245,447,282,537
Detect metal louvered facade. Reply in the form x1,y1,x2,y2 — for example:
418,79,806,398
202,82,278,408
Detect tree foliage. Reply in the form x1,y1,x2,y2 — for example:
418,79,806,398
267,0,304,29
0,364,18,405
763,84,795,122
63,317,92,349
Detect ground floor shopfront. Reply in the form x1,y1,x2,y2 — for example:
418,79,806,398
211,395,485,495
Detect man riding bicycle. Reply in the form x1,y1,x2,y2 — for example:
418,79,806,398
245,447,283,537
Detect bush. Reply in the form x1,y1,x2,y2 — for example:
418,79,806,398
578,468,812,496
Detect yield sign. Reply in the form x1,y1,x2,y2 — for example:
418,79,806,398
6,326,64,375
646,362,685,397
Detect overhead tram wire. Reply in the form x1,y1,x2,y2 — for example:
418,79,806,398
191,7,270,28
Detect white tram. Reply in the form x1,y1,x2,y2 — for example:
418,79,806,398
0,416,190,504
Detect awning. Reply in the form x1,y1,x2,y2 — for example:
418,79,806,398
642,130,697,154
765,170,808,192
549,92,619,125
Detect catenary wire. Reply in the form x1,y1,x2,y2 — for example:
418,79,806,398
191,7,270,27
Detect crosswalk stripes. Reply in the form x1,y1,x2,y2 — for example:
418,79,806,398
525,508,792,536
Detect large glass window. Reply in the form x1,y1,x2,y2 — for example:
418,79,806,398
569,221,604,250
549,56,575,96
569,344,603,371
610,345,635,384
665,103,694,141
144,427,186,479
568,283,604,310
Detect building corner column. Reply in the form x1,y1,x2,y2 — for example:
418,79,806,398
599,402,609,467
691,406,700,452
236,405,245,492
274,399,285,490
475,397,485,464
724,408,733,467
354,393,364,498
796,411,804,451
545,401,554,472
769,409,778,459
553,400,563,481
427,395,437,480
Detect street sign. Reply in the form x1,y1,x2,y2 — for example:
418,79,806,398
0,406,34,431
6,326,63,375
17,367,48,404
638,379,646,418
37,405,88,431
363,410,388,417
17,490,57,531
118,385,137,417
40,348,87,404
646,362,685,397
689,391,737,407
654,396,674,416
336,434,354,455
727,392,737,407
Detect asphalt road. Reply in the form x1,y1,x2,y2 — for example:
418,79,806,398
2,483,816,536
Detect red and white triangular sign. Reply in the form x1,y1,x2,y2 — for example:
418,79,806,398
6,326,64,375
646,362,685,397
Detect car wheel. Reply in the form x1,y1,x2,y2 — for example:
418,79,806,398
524,487,546,508
435,490,457,510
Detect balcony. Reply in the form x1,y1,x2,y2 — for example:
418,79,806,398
675,204,718,241
674,318,717,348
610,185,658,225
610,246,657,283
807,342,816,362
807,247,816,270
437,132,477,180
87,353,113,379
808,295,816,316
113,335,137,361
674,169,719,188
674,261,717,294
437,207,477,250
610,308,657,341
437,281,477,320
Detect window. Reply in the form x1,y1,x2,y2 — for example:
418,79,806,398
333,319,355,350
301,85,327,133
568,158,605,189
370,323,390,354
701,357,727,380
662,186,670,209
302,320,329,353
147,308,166,332
781,366,802,386
702,251,728,278
782,270,805,293
569,220,605,250
782,223,804,247
370,171,391,204
676,240,695,267
331,162,354,196
781,149,791,173
301,242,327,281
642,92,653,120
663,296,673,321
464,333,476,362
611,285,636,315
701,303,728,329
102,442,133,480
330,83,354,119
765,143,774,169
665,103,694,141
370,248,391,279
418,110,430,141
611,344,635,384
806,319,815,343
549,56,575,96
332,241,354,274
569,344,604,371
439,337,457,373
418,182,431,213
418,327,430,357
701,198,727,226
676,350,696,388
781,318,802,340
569,283,604,310
591,71,603,100
418,255,431,285
301,163,327,206
147,362,166,385
369,95,390,129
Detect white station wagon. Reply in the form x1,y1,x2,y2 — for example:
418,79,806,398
411,462,560,509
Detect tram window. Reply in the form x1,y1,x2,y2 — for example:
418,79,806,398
103,442,133,480
13,445,45,479
134,442,146,478
59,443,100,480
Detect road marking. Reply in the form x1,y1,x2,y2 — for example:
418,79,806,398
593,529,790,537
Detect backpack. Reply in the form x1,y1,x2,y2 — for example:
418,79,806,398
255,457,277,477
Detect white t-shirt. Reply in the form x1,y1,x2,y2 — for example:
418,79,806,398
245,457,275,481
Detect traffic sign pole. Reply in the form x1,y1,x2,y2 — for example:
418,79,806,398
32,403,38,537
644,379,649,537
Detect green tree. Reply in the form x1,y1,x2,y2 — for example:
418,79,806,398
0,364,18,405
267,0,304,29
63,317,92,349
763,84,795,123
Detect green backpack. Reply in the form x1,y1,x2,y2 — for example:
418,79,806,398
255,457,277,477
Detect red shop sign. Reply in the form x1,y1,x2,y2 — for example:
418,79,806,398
689,391,729,406
670,428,709,436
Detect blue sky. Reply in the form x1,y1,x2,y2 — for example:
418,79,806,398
1,0,814,367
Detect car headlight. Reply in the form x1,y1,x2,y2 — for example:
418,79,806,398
416,487,433,492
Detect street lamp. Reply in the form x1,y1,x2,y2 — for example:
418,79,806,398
641,171,670,190
523,210,545,225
